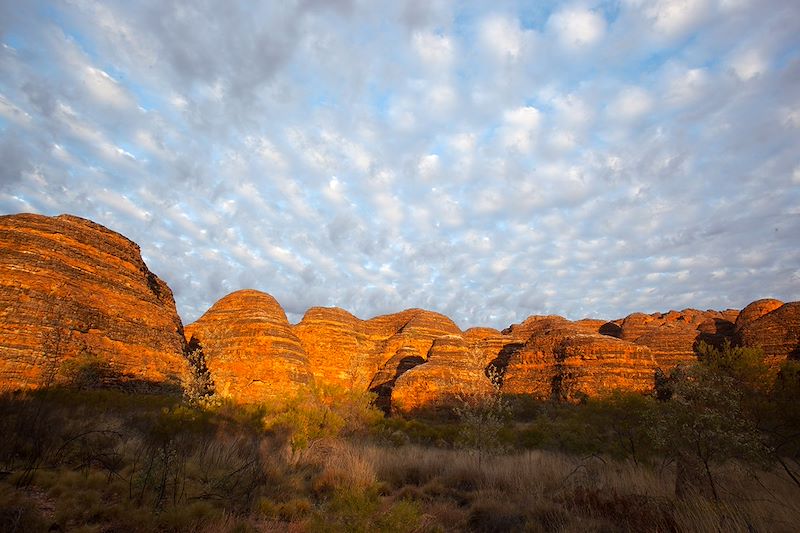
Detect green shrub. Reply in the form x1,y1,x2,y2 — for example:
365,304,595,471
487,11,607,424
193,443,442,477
264,385,383,454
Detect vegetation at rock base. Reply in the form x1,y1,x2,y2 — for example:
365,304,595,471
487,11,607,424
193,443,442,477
1,342,799,532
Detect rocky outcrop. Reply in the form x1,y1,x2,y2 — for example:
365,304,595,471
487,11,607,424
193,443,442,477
735,299,784,332
0,213,188,391
619,309,739,371
633,323,698,369
294,307,462,405
3,212,795,411
391,335,494,413
292,307,370,390
502,321,656,401
184,290,313,403
737,302,800,363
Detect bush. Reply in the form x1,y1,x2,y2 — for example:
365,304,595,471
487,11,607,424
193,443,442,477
263,385,383,455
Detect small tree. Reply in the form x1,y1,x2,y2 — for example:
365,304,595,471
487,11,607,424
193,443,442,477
651,343,771,500
183,342,216,408
453,349,510,467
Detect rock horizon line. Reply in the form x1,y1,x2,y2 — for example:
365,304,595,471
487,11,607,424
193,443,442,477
1,212,797,411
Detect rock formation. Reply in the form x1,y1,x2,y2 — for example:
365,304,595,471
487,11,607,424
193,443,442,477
391,335,494,414
502,320,656,401
2,212,797,411
737,302,800,363
735,299,784,332
618,309,739,371
184,290,313,403
0,213,188,391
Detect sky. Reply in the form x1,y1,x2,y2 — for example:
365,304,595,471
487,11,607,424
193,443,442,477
1,0,799,330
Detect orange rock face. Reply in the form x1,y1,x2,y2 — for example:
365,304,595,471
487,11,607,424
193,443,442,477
184,290,313,403
737,302,800,363
4,212,795,412
293,307,462,408
501,320,655,401
0,213,188,391
735,299,784,332
391,335,494,414
293,307,370,390
618,309,738,371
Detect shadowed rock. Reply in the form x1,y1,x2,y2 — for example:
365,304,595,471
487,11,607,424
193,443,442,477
391,335,494,414
737,302,800,364
293,306,462,395
619,309,738,371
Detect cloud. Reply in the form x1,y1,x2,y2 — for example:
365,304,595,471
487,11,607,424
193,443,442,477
548,6,606,51
0,0,797,330
478,14,531,62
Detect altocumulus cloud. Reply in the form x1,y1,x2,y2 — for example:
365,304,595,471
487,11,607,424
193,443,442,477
1,0,799,329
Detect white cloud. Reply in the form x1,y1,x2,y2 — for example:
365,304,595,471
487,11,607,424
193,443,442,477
632,0,713,39
0,94,32,126
729,48,766,81
548,6,606,51
412,31,454,70
0,0,797,329
479,14,530,61
83,66,132,108
500,106,541,153
608,86,653,122
418,154,440,181
666,66,710,105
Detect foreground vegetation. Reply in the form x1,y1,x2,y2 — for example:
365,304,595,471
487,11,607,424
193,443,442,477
1,343,799,532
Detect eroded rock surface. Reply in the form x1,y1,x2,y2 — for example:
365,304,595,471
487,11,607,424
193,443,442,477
735,299,784,332
502,321,655,401
0,213,187,391
619,309,739,371
391,335,494,413
737,302,800,363
184,290,313,403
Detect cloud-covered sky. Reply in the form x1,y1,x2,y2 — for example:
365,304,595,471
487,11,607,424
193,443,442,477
1,0,799,329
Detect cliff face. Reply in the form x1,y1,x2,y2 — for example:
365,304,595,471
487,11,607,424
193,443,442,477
501,321,655,401
618,309,739,371
293,307,461,410
1,213,796,411
0,213,188,391
184,290,313,403
737,302,800,363
188,296,798,409
391,335,494,414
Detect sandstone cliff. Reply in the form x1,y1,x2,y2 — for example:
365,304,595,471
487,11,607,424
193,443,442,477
2,212,797,411
391,335,494,413
0,213,188,391
619,309,739,371
293,307,461,410
737,302,800,363
501,320,656,401
184,290,313,403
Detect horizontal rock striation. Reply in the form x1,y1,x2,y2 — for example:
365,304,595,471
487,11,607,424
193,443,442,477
619,309,739,371
735,299,784,332
391,335,494,414
184,290,313,403
0,213,188,391
737,302,800,363
3,211,797,412
502,320,655,401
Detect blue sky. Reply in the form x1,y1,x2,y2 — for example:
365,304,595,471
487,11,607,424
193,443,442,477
1,0,798,329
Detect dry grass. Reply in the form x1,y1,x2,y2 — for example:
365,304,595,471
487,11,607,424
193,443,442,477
2,389,799,532
309,441,800,532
